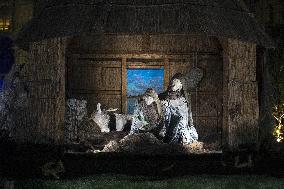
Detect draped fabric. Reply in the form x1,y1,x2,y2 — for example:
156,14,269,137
161,96,198,144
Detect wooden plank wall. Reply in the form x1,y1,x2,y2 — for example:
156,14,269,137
14,38,66,144
223,39,259,150
67,57,122,113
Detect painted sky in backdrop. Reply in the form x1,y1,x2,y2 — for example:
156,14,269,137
127,69,164,97
127,69,164,113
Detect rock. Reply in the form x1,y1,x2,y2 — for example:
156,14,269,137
65,99,88,142
78,118,101,140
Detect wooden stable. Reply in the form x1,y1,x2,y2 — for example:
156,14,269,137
14,0,273,150
17,34,258,150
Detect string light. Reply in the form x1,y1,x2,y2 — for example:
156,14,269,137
272,103,284,142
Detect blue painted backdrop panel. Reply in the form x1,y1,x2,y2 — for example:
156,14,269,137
127,69,164,114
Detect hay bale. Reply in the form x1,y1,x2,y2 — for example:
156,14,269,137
102,140,120,152
118,133,163,154
78,118,101,140
183,141,205,154
94,133,211,155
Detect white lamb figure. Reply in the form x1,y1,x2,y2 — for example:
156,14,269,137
114,113,133,131
90,103,110,133
90,103,133,132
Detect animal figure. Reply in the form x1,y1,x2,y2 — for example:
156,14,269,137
90,103,132,132
90,103,110,132
114,113,132,131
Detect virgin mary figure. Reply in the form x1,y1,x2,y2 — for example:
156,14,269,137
159,69,203,145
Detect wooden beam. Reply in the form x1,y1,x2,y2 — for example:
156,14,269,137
222,39,259,150
74,53,193,60
127,65,164,69
70,89,121,95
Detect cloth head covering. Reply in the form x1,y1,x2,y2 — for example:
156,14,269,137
142,88,162,117
143,88,159,100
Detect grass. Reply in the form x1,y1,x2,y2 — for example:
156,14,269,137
11,174,284,189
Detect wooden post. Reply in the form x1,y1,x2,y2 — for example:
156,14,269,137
121,57,127,113
164,58,170,90
20,37,67,144
222,39,259,150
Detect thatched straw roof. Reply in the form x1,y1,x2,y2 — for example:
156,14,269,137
16,0,274,48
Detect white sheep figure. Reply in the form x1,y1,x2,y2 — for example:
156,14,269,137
114,113,132,131
90,103,110,133
90,103,133,133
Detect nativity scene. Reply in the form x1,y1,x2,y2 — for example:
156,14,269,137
0,0,280,167
2,0,284,185
63,69,206,155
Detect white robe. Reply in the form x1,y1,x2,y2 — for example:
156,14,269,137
161,96,198,144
